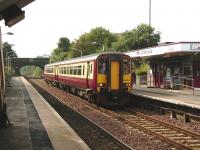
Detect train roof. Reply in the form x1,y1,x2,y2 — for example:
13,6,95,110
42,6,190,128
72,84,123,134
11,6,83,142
45,51,128,67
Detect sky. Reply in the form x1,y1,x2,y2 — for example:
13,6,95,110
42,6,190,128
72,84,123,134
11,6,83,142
1,0,200,58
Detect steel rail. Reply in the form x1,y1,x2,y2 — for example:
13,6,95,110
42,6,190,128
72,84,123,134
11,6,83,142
29,79,133,150
31,79,200,150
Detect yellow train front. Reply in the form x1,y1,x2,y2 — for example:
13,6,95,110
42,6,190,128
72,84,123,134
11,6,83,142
95,53,132,106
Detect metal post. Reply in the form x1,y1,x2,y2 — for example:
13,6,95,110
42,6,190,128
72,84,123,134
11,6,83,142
6,52,8,73
0,27,5,96
149,0,151,26
192,78,194,96
150,74,151,87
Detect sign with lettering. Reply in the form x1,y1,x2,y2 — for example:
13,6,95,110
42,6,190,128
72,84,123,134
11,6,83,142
125,42,200,58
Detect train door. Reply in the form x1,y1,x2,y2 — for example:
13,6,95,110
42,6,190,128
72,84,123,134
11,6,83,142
55,66,58,81
110,61,120,90
86,62,90,88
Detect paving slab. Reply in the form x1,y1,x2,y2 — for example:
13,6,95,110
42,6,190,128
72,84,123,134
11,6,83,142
0,77,90,150
132,85,200,109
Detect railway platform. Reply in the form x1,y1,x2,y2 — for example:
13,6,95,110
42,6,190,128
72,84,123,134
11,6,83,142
0,77,90,150
132,85,200,110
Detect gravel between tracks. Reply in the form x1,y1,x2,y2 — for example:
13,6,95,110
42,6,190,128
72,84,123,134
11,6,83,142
32,79,178,150
135,108,200,136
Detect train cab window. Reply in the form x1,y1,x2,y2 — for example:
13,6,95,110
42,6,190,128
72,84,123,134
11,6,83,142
123,59,130,74
98,59,107,74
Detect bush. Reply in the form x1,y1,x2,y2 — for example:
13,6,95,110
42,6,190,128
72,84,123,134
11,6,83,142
135,61,149,75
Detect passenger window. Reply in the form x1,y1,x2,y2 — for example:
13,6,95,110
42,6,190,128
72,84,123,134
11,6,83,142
83,65,85,76
70,66,73,75
78,66,81,75
67,67,69,74
64,67,67,74
123,59,130,74
98,60,107,74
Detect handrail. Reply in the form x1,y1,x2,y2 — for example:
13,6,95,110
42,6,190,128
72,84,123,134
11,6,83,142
136,74,196,95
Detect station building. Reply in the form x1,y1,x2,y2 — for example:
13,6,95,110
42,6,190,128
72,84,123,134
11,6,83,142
125,42,200,89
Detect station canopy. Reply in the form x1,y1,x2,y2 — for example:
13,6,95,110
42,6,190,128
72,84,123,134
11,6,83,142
125,42,200,58
0,0,34,27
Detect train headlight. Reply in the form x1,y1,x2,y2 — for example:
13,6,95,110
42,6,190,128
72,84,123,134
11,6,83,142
123,83,130,87
98,83,105,87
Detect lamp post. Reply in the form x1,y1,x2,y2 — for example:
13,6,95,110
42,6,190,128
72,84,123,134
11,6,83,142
92,42,105,52
5,44,15,73
2,32,14,36
149,0,151,26
0,28,14,95
72,48,82,57
7,54,16,73
6,51,12,73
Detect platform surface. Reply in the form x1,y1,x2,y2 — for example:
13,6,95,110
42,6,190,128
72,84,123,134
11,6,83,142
132,85,200,109
0,77,90,150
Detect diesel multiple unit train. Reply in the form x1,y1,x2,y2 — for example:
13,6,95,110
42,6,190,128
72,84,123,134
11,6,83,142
43,52,132,106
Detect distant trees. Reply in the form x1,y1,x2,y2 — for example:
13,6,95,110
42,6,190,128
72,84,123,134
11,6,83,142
2,42,17,81
50,37,70,62
112,24,161,51
3,42,17,60
72,27,116,55
20,66,43,78
49,24,161,61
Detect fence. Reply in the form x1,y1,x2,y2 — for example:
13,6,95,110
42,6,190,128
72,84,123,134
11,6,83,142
163,76,195,95
136,75,196,95
137,75,154,87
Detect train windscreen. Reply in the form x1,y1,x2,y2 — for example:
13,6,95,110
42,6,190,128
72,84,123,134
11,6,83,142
123,59,130,74
98,59,107,74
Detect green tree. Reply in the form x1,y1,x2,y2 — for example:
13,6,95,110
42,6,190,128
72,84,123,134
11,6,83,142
112,23,160,51
72,27,116,55
88,27,116,51
3,42,17,81
50,37,70,62
20,66,43,78
58,37,70,52
3,42,17,60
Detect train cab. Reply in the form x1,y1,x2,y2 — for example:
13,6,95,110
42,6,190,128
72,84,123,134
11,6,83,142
96,53,131,105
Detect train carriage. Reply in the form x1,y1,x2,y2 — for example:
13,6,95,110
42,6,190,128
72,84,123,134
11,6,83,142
44,52,132,106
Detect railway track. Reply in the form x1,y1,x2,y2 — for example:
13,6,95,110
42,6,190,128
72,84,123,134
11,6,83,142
30,79,200,150
29,79,132,150
105,109,200,150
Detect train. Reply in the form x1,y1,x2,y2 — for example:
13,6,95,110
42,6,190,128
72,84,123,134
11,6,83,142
43,51,132,106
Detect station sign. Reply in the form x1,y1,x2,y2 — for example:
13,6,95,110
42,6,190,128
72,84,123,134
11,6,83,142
125,42,200,58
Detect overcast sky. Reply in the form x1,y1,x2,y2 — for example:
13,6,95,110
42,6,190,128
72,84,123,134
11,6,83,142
1,0,200,58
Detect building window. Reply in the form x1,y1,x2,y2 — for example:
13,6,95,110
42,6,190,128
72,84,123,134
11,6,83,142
183,64,192,77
